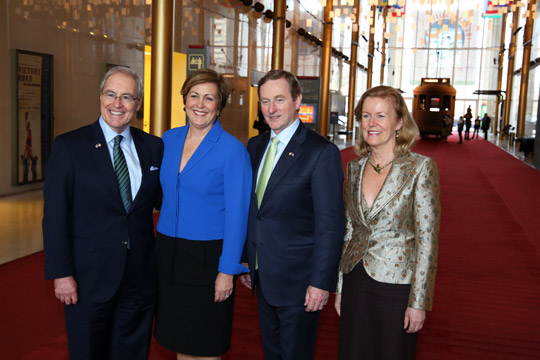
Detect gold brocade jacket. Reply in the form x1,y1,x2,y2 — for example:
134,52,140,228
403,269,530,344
337,152,441,311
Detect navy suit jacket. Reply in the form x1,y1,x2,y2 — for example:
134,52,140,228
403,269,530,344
43,120,163,302
244,122,345,307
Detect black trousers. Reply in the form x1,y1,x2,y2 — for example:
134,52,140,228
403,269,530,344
64,251,156,360
338,263,417,360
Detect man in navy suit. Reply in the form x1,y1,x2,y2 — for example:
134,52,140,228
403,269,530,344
240,70,344,359
43,66,163,360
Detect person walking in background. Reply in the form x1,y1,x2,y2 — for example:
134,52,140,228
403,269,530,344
240,70,344,360
441,113,452,143
457,116,465,144
43,66,164,360
482,113,491,140
464,106,473,140
473,116,481,139
154,69,252,360
335,85,441,360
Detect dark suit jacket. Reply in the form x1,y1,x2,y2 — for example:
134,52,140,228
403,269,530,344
43,120,163,302
244,122,345,307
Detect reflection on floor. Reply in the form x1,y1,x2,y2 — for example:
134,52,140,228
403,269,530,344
0,190,43,265
0,132,536,266
488,134,535,168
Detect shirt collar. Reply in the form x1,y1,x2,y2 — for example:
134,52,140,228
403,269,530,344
99,116,132,144
271,118,300,144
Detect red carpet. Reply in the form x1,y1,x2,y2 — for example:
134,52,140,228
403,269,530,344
2,133,540,359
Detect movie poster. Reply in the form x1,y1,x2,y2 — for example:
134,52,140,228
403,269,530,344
15,50,53,185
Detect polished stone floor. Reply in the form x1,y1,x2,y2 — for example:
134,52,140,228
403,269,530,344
0,189,44,265
0,131,535,265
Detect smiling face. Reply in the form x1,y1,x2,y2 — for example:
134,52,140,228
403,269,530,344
185,82,219,132
100,72,141,134
259,78,302,135
361,96,403,153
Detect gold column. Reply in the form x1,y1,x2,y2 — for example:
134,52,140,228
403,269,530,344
272,0,286,70
516,0,535,139
347,0,361,137
319,1,333,137
367,5,376,89
502,7,520,132
380,6,388,85
290,3,300,73
150,0,174,137
494,14,507,136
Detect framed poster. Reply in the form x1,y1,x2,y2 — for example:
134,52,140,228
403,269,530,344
14,50,53,185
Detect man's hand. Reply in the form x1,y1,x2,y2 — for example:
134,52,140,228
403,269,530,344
239,274,252,290
304,285,329,312
404,307,426,333
238,262,252,289
54,276,78,305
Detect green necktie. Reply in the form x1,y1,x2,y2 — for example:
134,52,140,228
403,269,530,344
256,136,279,208
113,135,132,213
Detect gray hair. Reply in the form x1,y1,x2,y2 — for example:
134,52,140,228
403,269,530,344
100,66,143,99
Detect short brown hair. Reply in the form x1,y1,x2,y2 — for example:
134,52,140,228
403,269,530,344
354,85,419,157
257,70,302,101
181,68,229,112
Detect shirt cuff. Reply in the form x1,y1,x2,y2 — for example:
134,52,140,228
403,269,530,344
218,258,250,275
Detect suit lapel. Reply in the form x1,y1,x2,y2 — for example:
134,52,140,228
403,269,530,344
348,158,368,224
252,132,271,179
258,123,306,209
179,121,223,178
366,153,414,220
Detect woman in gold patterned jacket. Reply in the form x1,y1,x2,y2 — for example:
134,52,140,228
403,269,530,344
334,86,441,360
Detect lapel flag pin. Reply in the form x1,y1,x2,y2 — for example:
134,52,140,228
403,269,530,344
95,143,102,148
288,152,294,157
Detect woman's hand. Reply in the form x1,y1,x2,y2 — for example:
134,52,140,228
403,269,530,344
334,293,342,317
404,307,426,333
214,272,234,303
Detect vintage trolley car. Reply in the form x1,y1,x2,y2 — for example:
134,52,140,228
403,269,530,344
412,78,456,138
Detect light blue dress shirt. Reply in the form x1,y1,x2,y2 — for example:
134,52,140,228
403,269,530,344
99,117,142,199
256,118,300,185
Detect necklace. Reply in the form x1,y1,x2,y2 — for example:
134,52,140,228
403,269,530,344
368,157,394,174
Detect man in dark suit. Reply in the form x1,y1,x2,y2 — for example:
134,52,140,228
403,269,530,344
240,70,344,359
43,66,163,360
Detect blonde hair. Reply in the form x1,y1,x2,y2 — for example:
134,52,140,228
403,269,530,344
354,85,419,157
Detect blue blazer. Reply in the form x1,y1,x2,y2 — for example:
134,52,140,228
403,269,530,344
157,120,252,275
43,121,164,302
244,122,345,307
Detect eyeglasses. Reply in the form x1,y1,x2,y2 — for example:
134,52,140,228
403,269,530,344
101,91,139,104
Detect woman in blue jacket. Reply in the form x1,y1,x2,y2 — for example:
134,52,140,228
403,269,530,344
154,69,252,360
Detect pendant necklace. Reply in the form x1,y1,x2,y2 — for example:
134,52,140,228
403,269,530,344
368,156,394,174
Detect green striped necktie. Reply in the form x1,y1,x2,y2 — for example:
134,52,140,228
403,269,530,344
113,135,132,213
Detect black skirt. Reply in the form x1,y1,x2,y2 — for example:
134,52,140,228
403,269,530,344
338,262,418,360
154,232,235,357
